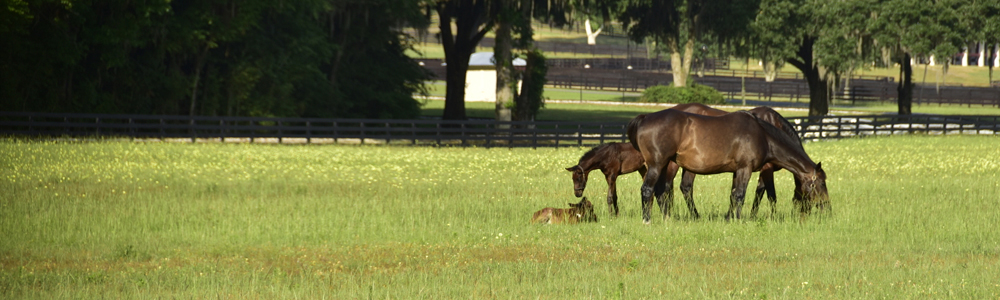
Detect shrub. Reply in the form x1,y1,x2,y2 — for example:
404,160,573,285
639,84,725,105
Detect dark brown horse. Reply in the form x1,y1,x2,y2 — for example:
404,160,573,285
661,104,805,218
566,142,646,216
568,103,802,218
627,109,828,223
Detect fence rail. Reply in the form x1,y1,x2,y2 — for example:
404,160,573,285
2,112,998,146
0,112,628,147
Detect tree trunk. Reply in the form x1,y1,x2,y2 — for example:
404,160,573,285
494,17,513,123
443,55,471,120
437,0,491,121
803,67,828,117
897,52,913,115
668,38,685,87
787,36,828,117
585,19,602,45
189,45,210,117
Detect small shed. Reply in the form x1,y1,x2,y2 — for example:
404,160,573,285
465,52,527,102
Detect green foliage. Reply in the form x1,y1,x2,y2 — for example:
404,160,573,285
513,49,548,121
0,0,428,119
639,83,725,105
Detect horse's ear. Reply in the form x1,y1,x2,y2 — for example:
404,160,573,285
565,166,576,172
816,162,823,171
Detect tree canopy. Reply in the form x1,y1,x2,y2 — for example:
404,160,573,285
0,0,430,119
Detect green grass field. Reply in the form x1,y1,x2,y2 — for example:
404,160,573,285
2,135,999,298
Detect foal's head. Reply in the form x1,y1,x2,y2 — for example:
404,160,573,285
570,197,598,222
565,165,588,197
799,162,830,212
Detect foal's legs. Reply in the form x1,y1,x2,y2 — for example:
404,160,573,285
751,169,777,218
604,172,620,217
656,162,680,211
655,169,674,220
726,168,753,221
679,169,700,219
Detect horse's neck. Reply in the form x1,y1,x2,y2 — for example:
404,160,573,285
767,136,814,176
580,154,609,172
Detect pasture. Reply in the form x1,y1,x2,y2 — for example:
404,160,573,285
1,136,998,298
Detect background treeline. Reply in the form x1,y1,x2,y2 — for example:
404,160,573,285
0,0,429,119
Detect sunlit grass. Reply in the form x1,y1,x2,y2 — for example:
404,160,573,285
2,136,999,298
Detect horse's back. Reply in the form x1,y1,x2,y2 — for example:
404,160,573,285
531,208,571,224
614,142,645,173
749,107,799,141
531,208,554,223
670,103,727,116
639,110,769,173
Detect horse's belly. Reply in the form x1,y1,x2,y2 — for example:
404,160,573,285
675,157,734,174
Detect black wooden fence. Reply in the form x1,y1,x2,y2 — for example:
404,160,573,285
2,112,998,146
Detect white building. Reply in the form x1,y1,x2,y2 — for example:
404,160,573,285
464,52,526,102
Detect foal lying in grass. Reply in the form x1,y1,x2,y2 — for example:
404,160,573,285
531,197,598,224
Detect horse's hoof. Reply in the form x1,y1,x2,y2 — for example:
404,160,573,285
643,219,651,225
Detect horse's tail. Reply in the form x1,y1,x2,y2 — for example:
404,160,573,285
626,114,646,151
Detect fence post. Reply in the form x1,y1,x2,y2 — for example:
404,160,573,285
554,124,559,148
599,124,605,144
577,124,583,146
189,117,196,143
306,121,312,144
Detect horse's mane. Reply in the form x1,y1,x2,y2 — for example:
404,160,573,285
750,107,801,148
752,113,810,157
579,142,621,167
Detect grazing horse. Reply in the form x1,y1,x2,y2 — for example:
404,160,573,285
565,143,646,216
627,109,828,223
531,197,598,224
659,104,806,218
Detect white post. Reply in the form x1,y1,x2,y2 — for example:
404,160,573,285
979,42,986,67
961,46,969,66
929,55,935,66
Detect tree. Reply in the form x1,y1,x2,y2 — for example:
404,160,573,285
870,0,965,115
434,0,494,120
962,0,1000,85
742,0,879,116
611,0,759,87
0,0,429,119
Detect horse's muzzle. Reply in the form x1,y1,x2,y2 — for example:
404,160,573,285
574,188,584,197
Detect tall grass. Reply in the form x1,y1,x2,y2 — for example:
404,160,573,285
2,136,998,298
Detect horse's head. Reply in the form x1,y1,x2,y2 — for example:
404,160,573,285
565,165,587,197
570,197,598,222
799,162,830,213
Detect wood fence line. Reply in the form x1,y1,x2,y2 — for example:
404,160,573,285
2,112,998,146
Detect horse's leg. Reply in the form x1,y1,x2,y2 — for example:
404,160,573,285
726,168,752,221
656,161,679,213
640,166,661,225
605,172,620,217
765,172,778,217
679,169,700,219
751,169,774,218
655,169,675,221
